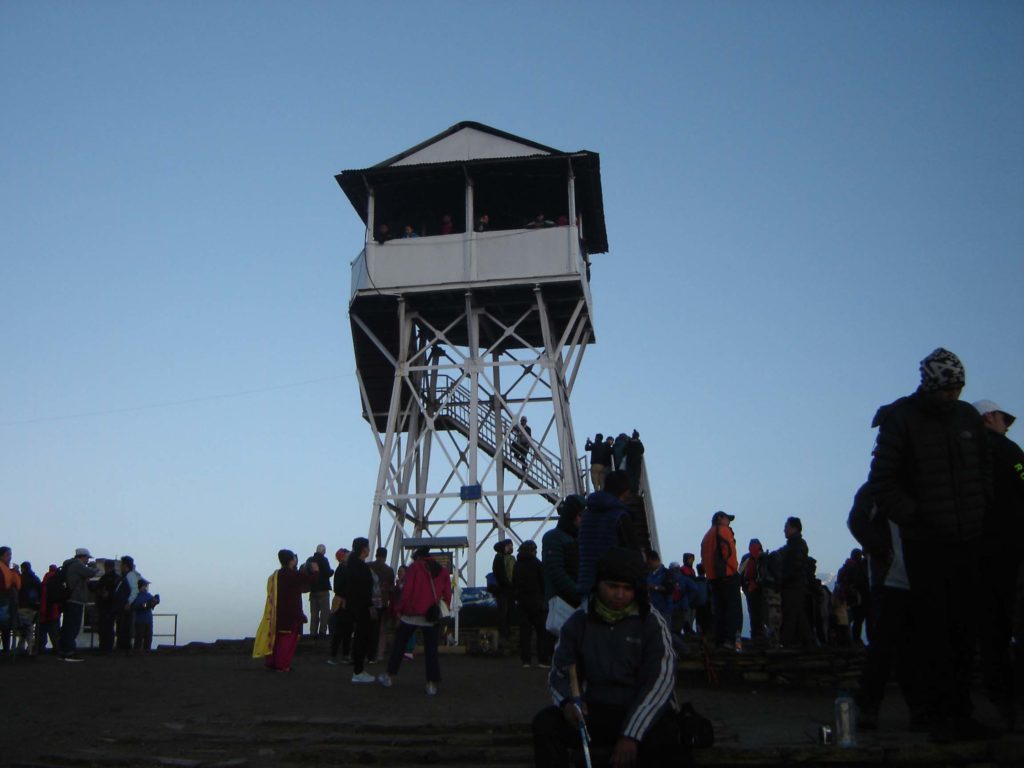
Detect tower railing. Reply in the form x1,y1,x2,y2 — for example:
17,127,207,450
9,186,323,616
425,375,580,502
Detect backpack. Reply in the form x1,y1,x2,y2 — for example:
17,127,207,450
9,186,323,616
677,701,714,748
757,551,782,587
49,562,74,604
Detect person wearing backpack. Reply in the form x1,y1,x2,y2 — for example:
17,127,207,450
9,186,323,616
58,548,100,662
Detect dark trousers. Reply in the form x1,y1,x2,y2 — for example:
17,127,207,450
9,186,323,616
532,702,681,768
116,609,134,652
902,537,980,723
37,618,60,653
133,622,153,651
387,621,441,682
780,584,815,647
59,602,84,655
856,586,922,717
98,610,117,652
711,575,741,645
329,609,352,658
366,611,381,662
519,603,553,665
350,606,372,674
979,547,1020,711
495,593,512,637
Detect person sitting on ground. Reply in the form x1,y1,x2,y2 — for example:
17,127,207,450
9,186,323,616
533,546,680,767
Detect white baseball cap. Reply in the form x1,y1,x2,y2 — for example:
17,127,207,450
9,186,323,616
973,400,1016,427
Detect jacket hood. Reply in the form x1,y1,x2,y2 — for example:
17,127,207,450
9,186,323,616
585,490,626,515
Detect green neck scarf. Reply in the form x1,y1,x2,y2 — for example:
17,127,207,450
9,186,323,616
594,597,639,624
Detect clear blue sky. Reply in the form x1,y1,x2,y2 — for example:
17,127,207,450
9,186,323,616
2,2,1021,643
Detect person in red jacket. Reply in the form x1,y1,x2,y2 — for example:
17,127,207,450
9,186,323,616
700,511,741,648
377,547,452,695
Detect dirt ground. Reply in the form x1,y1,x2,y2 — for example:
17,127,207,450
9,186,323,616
3,641,1023,767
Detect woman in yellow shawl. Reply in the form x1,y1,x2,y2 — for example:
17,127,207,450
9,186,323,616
253,549,318,671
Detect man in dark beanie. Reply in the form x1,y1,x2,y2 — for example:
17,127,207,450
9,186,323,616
533,547,679,766
868,347,993,742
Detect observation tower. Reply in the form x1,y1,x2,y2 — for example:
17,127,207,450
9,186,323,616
336,122,657,583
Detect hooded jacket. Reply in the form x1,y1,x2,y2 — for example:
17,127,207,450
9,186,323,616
869,391,991,543
577,491,639,596
542,512,580,605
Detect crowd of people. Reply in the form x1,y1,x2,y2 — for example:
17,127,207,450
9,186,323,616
0,547,159,660
253,538,452,697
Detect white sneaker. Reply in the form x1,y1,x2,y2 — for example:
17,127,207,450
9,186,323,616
425,682,438,696
377,673,392,688
351,671,376,684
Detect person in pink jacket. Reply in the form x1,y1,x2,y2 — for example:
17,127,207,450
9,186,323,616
376,547,452,695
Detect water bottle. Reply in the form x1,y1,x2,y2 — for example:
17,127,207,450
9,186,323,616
834,692,857,747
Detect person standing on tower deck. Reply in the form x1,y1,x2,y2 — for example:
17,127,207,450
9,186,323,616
868,348,994,743
577,470,641,600
701,511,741,649
972,399,1023,732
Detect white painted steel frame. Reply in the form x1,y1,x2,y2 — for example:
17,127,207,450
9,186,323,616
355,291,591,585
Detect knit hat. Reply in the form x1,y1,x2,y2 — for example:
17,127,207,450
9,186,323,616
595,546,646,586
919,348,965,392
557,494,586,521
493,539,512,553
278,549,295,567
75,548,91,558
519,540,537,553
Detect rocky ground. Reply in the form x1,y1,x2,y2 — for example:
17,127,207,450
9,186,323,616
3,640,1023,767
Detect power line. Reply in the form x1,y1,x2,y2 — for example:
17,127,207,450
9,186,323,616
0,375,348,427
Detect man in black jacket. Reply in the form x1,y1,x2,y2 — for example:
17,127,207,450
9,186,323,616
308,544,333,642
779,517,815,648
868,348,993,742
973,399,1023,731
346,538,376,684
585,433,612,491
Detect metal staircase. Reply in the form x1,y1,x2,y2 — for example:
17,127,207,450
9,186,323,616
426,376,579,505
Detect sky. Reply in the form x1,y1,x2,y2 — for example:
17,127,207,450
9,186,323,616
2,1,1022,644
